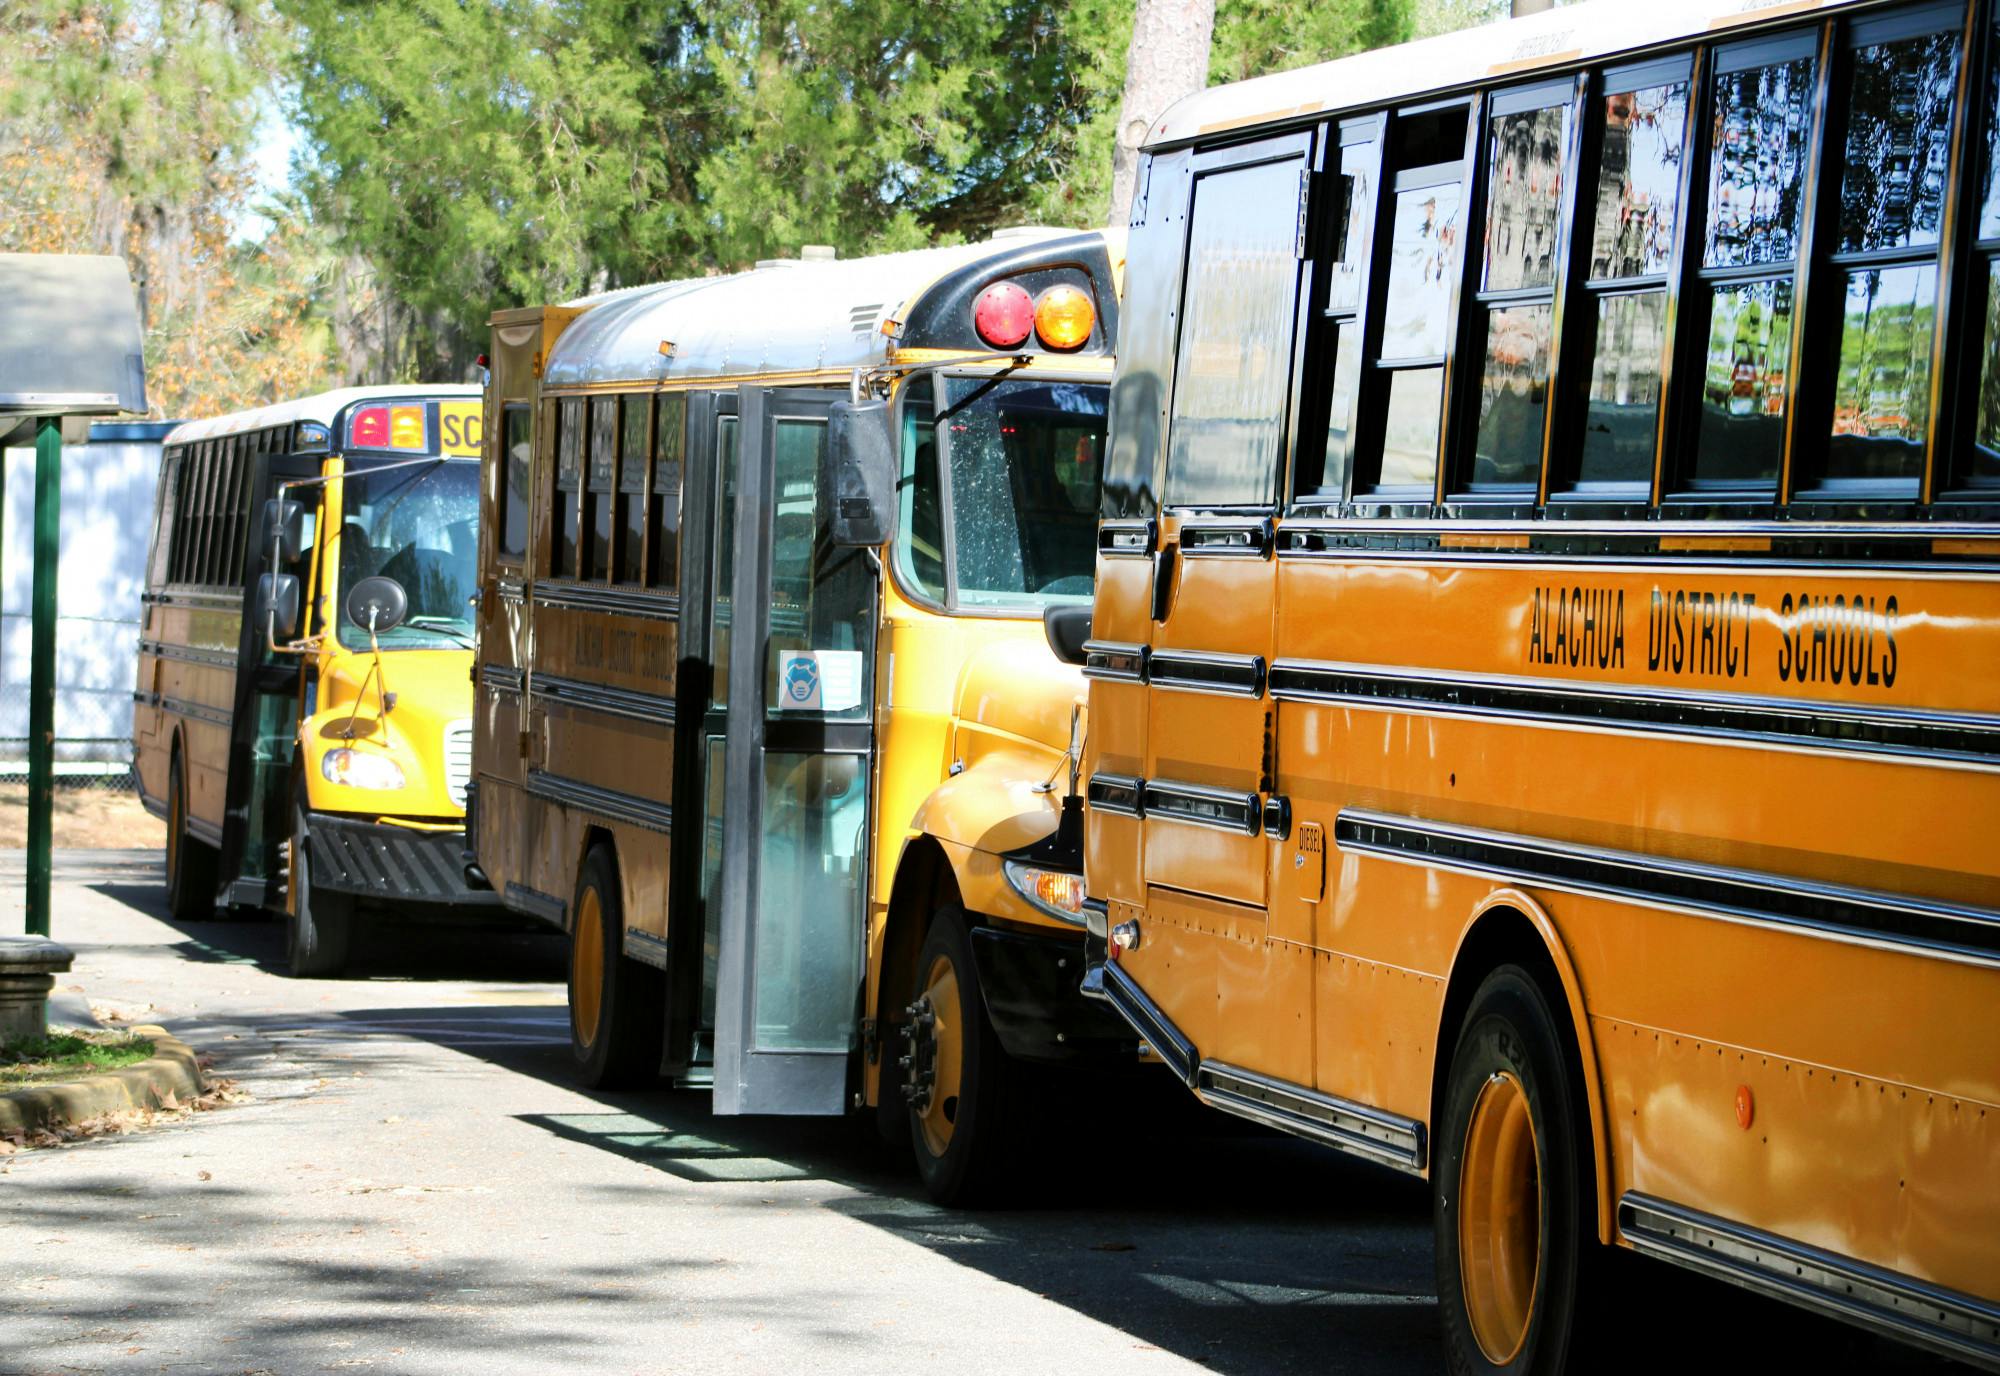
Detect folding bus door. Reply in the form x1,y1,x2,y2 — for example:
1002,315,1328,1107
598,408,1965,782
710,386,875,1115
219,451,325,909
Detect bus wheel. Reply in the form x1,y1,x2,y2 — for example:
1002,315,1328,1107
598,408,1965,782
567,843,660,1089
286,798,353,977
1436,966,1594,1376
902,908,1015,1206
165,747,217,923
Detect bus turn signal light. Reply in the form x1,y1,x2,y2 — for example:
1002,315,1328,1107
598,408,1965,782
973,281,1035,350
1034,284,1094,351
1002,858,1086,925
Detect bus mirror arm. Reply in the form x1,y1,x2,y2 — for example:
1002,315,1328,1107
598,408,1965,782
262,498,306,567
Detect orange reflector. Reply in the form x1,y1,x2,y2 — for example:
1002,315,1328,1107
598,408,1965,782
1034,284,1094,351
1735,1085,1754,1130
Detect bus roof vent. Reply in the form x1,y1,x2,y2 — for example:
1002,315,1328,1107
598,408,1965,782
849,304,884,337
800,245,838,262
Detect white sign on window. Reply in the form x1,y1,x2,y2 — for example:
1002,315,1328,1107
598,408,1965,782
776,650,863,713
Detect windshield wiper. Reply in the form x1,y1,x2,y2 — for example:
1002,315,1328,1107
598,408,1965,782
403,615,474,647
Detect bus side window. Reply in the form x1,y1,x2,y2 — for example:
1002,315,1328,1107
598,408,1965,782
586,397,617,581
1299,121,1380,503
1354,103,1471,499
150,446,180,587
1459,81,1573,498
1679,34,1818,496
896,376,945,601
617,394,649,585
498,403,531,562
649,392,684,593
1554,59,1690,501
551,397,580,579
1966,11,2000,492
1163,140,1309,509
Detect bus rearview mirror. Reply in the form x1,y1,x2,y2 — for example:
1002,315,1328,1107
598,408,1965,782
826,399,896,547
263,498,306,566
345,575,409,635
257,572,300,642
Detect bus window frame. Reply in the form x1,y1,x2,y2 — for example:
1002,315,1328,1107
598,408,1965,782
887,365,1115,619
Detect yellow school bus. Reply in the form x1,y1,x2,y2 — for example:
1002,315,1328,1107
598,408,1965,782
136,385,496,975
469,233,1129,1200
1072,0,2000,1367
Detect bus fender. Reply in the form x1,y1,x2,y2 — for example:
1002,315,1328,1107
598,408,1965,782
907,750,1066,923
1438,887,1613,1246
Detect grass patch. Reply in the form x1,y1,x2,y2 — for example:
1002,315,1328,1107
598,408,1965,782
0,1030,155,1087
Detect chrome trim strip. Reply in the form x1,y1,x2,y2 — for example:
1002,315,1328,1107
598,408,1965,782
1179,516,1273,559
525,768,674,834
1079,897,1110,940
533,673,676,727
480,664,525,696
496,576,526,605
1335,808,2000,965
1086,772,1144,818
1197,1061,1426,1174
531,581,680,621
1619,1193,2000,1370
137,639,238,671
1268,659,2000,768
1099,519,1157,558
1278,517,2000,541
1142,779,1261,836
623,925,671,970
1149,648,1266,698
1082,639,1148,683
503,882,566,928
1094,959,1195,1084
141,589,243,610
133,690,233,729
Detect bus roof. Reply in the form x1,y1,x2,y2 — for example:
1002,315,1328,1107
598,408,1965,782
1145,0,1883,152
542,229,1114,389
162,384,483,448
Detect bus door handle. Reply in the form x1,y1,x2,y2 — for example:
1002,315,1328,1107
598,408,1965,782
1151,542,1178,624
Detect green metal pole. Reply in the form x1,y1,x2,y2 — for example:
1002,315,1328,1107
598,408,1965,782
25,417,61,937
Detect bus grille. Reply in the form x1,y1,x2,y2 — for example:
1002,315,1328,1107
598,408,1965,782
444,719,473,810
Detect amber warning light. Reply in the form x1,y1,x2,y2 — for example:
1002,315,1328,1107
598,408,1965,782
973,280,1095,352
349,404,425,451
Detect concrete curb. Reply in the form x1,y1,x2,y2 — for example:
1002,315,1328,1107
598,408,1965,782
0,1024,207,1134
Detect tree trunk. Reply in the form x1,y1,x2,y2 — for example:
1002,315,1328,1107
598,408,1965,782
1107,0,1216,228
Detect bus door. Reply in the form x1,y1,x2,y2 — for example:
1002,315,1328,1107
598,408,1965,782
710,386,875,1115
218,451,325,908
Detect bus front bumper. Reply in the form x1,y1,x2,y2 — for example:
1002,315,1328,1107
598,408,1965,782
970,924,1137,1065
306,813,501,909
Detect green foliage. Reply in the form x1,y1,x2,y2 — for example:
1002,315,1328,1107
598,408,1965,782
1212,0,1412,86
0,1031,154,1086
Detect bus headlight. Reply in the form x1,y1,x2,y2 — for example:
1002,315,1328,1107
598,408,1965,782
1003,859,1086,926
321,748,406,791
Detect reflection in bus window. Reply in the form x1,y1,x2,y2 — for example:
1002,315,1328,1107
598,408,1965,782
711,416,739,700
618,395,649,584
335,460,480,650
1591,79,1686,280
1383,182,1461,359
1320,319,1362,497
1984,20,2000,240
1839,30,1956,253
1695,278,1792,485
1973,272,2000,483
1381,368,1445,488
1826,266,1935,484
650,392,684,591
500,403,530,560
1164,155,1303,508
586,397,616,580
1484,105,1564,292
1329,137,1377,313
553,398,580,577
1578,291,1666,488
1471,303,1551,488
941,376,1106,607
763,418,872,722
1705,55,1815,269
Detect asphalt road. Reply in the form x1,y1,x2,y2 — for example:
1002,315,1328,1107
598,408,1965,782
0,854,1969,1375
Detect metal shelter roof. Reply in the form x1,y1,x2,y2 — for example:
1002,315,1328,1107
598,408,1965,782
0,253,147,444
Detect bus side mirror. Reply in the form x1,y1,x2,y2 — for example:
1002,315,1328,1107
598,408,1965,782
345,575,409,634
263,498,305,566
826,399,897,547
1044,605,1091,667
258,572,301,642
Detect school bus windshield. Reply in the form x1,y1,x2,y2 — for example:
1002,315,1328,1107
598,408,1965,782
334,459,480,650
898,375,1105,611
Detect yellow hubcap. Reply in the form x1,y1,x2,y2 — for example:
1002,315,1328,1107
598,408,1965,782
571,886,605,1051
914,953,964,1160
1459,1070,1542,1365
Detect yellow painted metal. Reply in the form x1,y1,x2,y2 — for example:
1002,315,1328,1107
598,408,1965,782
1459,1070,1541,1365
572,884,604,1051
914,951,965,1159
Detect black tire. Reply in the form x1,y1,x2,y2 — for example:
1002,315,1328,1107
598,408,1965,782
164,745,217,923
905,907,1019,1206
567,843,662,1089
1435,965,1601,1376
286,796,354,978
